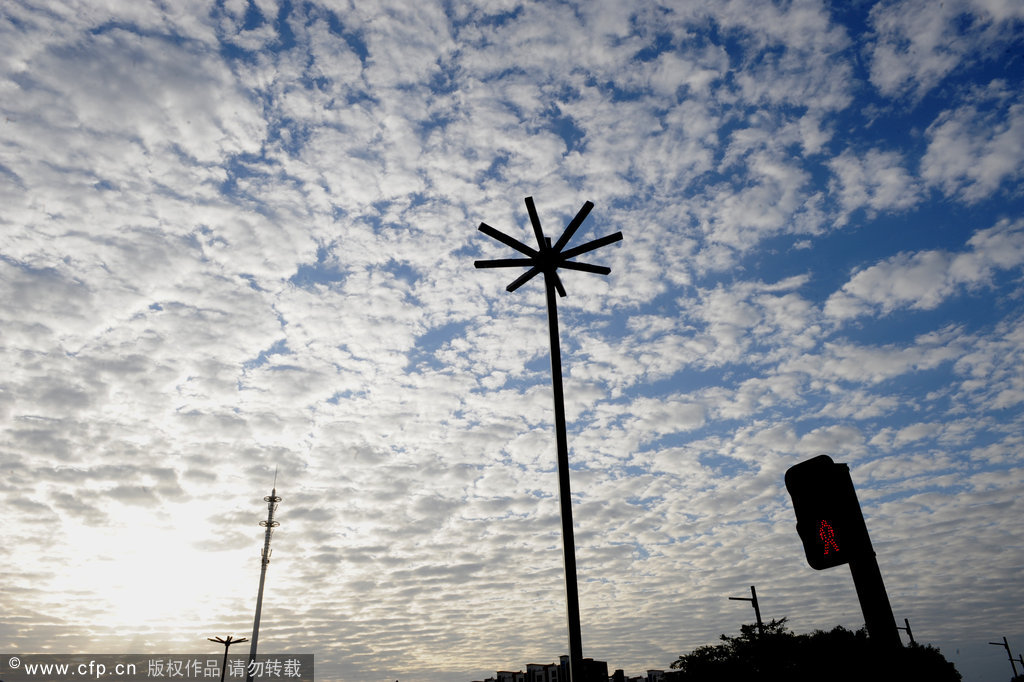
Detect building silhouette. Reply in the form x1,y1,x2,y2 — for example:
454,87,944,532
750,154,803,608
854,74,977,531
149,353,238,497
472,656,676,682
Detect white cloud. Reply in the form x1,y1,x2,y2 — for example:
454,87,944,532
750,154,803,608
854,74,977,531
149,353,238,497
951,316,1024,411
39,28,263,163
700,150,814,248
826,218,1024,320
784,335,965,386
828,148,921,225
922,87,1024,202
826,250,958,318
2,2,1024,680
867,0,1024,100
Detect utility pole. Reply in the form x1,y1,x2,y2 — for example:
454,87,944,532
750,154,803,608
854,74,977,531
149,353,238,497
246,478,281,682
475,196,622,682
989,636,1019,678
728,585,764,635
208,635,247,682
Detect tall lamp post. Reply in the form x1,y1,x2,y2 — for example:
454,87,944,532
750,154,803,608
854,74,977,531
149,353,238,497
475,196,622,682
896,618,915,645
208,635,247,682
728,585,764,636
989,637,1019,678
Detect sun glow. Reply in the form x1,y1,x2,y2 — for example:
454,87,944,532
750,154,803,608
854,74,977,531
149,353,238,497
45,503,252,633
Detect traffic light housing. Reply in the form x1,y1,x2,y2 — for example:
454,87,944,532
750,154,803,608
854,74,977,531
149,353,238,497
785,455,870,570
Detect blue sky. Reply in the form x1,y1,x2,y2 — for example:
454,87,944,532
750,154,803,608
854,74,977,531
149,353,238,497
2,1,1023,681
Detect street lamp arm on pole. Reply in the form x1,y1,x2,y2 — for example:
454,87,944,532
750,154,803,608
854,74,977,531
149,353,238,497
478,223,539,257
525,196,547,246
552,200,594,252
506,266,543,293
559,261,611,275
559,232,624,261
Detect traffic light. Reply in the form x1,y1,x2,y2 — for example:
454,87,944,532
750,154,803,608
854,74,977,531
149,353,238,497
785,455,870,570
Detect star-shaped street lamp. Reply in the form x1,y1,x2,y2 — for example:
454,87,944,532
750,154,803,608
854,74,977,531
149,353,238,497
475,196,622,682
475,197,623,296
208,635,248,682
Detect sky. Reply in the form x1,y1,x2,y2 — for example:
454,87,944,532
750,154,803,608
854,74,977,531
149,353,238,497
2,0,1023,681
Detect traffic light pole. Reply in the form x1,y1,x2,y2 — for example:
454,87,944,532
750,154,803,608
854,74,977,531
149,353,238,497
839,462,901,651
836,462,901,651
848,550,901,650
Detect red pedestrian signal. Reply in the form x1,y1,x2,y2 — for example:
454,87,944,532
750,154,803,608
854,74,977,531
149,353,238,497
819,519,840,555
785,455,869,570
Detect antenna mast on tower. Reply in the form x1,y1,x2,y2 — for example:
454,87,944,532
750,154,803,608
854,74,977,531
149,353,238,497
246,473,281,682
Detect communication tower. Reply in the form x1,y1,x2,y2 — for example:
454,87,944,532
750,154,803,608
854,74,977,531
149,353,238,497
246,476,281,682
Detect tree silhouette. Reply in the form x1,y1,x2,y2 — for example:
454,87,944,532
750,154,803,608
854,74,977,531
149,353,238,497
670,618,961,681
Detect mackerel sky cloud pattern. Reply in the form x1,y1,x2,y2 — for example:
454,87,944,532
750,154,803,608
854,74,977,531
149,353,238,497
1,1,1023,681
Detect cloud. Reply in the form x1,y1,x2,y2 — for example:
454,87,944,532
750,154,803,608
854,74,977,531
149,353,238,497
867,0,1024,100
951,316,1024,411
18,27,264,164
3,2,1024,681
921,83,1024,202
828,148,921,225
825,218,1024,320
787,335,964,386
